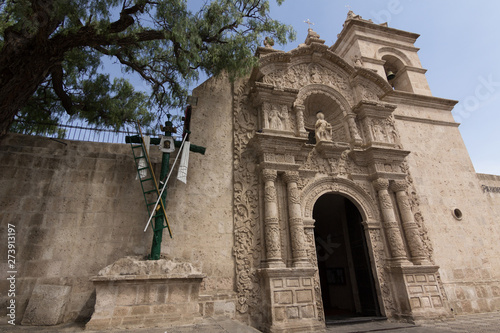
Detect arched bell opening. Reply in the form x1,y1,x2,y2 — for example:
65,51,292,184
382,55,412,93
313,193,381,322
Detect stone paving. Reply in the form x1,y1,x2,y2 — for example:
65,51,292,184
2,312,500,332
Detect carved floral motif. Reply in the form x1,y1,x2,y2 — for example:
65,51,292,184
262,63,354,105
400,161,434,262
233,83,262,315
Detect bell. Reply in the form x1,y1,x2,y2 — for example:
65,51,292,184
386,71,396,80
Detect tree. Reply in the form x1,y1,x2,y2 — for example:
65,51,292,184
0,0,295,136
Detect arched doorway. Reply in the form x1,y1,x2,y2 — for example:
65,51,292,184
313,193,380,320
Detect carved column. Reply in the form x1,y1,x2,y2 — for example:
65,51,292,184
263,169,285,267
294,105,307,137
346,114,362,143
283,171,309,267
372,178,409,264
391,180,428,265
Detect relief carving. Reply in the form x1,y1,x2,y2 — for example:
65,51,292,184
265,223,282,257
262,63,354,105
400,161,434,262
300,148,330,174
358,82,379,101
265,185,277,203
371,119,388,142
233,83,262,315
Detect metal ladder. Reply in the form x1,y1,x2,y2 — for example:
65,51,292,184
129,125,172,238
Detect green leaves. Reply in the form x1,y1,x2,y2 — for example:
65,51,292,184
1,0,295,135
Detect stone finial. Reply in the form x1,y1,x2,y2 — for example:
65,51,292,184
304,27,325,46
344,10,373,25
264,36,275,48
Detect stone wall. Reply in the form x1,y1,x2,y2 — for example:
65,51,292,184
392,102,500,315
477,173,500,216
0,133,151,324
0,75,236,325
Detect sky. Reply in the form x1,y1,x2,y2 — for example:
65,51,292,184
260,0,500,175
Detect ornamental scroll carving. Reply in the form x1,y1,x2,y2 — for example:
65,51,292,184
262,63,354,105
233,83,262,315
400,161,434,262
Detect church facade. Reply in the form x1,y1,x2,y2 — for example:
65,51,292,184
2,11,500,333
188,12,500,332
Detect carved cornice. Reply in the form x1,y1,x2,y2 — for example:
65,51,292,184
381,90,458,111
350,146,410,167
252,82,299,107
352,100,397,119
394,114,459,128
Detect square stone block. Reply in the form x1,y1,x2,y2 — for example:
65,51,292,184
302,278,312,287
410,297,421,308
415,275,427,283
286,278,300,287
296,289,313,303
425,285,439,293
409,286,423,294
300,305,315,318
168,284,189,303
274,307,286,321
21,284,72,326
273,278,283,288
421,296,431,308
431,296,443,307
286,306,299,319
274,290,293,304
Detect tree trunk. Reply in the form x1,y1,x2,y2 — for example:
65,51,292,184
0,43,60,137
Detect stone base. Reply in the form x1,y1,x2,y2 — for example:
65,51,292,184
390,265,452,320
198,290,237,318
259,267,326,333
85,256,205,331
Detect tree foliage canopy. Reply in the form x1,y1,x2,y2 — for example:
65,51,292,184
0,0,295,135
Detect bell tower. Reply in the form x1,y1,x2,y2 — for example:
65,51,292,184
330,11,432,96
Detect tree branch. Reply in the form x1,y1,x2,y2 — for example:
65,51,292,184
50,64,75,115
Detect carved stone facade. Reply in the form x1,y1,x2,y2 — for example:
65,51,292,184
229,22,453,331
6,11,500,330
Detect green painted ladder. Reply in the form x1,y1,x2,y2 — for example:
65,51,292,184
129,127,172,238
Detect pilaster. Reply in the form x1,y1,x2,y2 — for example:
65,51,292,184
263,169,285,268
390,180,429,265
283,171,309,267
372,178,410,265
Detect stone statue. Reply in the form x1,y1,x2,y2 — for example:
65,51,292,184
353,54,363,67
269,106,284,130
315,111,332,142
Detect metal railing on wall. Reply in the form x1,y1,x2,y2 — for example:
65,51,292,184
10,119,158,144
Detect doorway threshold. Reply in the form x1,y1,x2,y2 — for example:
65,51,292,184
326,316,388,326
